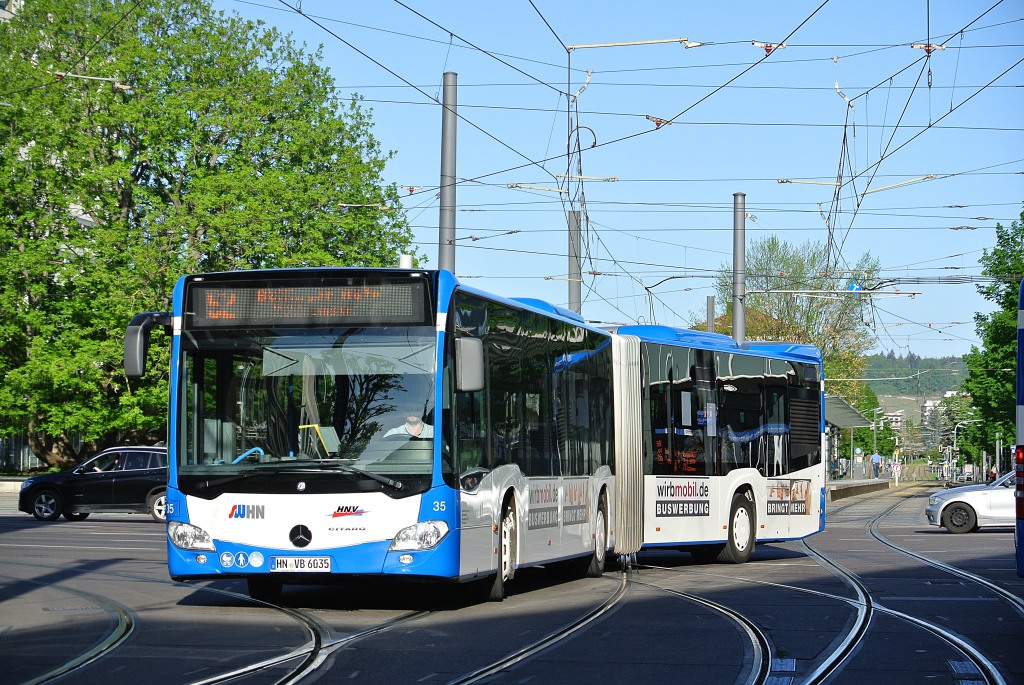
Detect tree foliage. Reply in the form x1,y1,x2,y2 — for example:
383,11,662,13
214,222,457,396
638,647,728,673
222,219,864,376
711,235,881,406
863,352,966,396
0,0,414,467
960,204,1024,463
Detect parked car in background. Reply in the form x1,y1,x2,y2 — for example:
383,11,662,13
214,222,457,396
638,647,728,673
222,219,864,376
925,471,1015,534
18,446,168,522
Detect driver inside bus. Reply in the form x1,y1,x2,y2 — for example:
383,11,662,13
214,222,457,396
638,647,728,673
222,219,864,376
384,415,434,439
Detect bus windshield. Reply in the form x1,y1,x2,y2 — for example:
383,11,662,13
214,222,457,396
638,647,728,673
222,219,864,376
177,325,438,490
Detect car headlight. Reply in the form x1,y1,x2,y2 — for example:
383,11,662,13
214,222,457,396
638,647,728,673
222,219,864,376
389,521,449,551
168,521,216,551
928,496,941,506
21,479,33,490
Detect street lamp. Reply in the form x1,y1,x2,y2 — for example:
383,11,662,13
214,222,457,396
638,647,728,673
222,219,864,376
952,419,982,453
951,419,983,478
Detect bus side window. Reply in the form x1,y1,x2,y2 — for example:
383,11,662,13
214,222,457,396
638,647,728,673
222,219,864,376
717,353,766,475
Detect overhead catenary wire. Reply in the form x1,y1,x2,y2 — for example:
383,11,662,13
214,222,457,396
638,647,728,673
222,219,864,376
67,0,1019,350
272,0,564,186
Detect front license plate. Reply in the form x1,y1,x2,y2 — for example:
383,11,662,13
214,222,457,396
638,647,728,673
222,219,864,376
269,556,332,572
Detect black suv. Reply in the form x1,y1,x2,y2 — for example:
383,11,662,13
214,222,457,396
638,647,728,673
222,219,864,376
19,446,168,522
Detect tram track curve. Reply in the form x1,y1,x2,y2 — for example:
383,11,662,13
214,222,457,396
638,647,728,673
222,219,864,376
448,572,629,685
4,557,628,685
865,495,1024,619
626,484,1015,684
3,559,434,685
0,572,135,685
629,576,773,685
805,487,1011,684
3,486,1018,683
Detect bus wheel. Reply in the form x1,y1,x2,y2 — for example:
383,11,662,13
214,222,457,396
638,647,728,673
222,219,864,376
484,502,516,602
584,498,608,578
717,493,755,564
247,576,283,603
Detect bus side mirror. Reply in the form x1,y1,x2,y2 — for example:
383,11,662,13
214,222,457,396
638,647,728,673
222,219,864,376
124,311,171,378
455,337,484,392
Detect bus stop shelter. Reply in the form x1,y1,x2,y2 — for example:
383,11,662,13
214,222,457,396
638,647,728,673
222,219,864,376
825,396,870,481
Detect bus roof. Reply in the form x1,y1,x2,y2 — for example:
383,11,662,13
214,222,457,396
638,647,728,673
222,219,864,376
610,324,822,364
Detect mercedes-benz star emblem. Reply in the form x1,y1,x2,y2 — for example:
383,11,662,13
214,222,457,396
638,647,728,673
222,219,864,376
289,525,312,548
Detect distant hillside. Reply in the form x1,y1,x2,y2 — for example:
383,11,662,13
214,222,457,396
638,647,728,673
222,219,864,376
864,352,965,396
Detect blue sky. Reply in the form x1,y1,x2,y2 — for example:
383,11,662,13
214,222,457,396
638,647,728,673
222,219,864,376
214,0,1023,360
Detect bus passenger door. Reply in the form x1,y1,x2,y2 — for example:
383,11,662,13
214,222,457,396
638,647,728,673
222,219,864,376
454,388,495,576
459,477,495,575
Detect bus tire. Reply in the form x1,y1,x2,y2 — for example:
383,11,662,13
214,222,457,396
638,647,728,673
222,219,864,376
484,501,517,602
717,493,755,564
247,576,283,603
584,497,608,578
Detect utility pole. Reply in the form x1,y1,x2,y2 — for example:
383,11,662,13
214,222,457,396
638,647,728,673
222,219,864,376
732,192,746,344
438,72,457,272
568,211,581,313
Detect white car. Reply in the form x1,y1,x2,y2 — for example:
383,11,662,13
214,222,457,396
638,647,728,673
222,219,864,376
925,472,1015,534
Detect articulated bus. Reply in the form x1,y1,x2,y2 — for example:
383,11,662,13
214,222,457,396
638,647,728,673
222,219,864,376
610,325,826,562
125,267,825,601
1015,280,1024,578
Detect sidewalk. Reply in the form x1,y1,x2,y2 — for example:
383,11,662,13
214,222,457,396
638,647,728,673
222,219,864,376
826,477,891,501
0,477,24,494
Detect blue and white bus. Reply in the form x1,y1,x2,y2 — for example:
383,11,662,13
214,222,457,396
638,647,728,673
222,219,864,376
125,267,826,600
1015,279,1024,578
609,325,826,563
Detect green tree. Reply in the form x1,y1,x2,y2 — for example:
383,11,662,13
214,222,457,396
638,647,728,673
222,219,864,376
961,204,1024,465
711,235,881,406
0,0,414,468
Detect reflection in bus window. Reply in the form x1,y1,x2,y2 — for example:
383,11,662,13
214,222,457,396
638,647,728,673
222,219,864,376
451,292,614,480
643,344,711,476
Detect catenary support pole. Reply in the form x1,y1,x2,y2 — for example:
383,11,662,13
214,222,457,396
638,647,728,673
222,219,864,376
732,192,746,344
438,72,457,272
568,211,581,313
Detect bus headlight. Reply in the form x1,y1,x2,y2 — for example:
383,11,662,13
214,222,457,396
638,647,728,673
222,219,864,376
168,521,216,551
390,521,449,551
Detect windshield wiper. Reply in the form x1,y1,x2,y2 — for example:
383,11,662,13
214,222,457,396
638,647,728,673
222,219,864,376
258,459,405,491
195,470,261,491
322,462,405,491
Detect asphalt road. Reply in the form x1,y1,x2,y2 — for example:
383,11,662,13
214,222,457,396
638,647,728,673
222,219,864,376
0,485,1021,684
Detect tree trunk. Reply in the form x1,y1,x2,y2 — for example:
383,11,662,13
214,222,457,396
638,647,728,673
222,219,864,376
26,418,79,470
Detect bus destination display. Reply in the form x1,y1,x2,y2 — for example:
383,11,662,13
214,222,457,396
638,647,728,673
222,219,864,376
188,281,426,327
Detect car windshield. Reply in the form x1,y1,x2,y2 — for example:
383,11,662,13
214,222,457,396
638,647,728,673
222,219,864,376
991,472,1014,487
177,326,438,485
